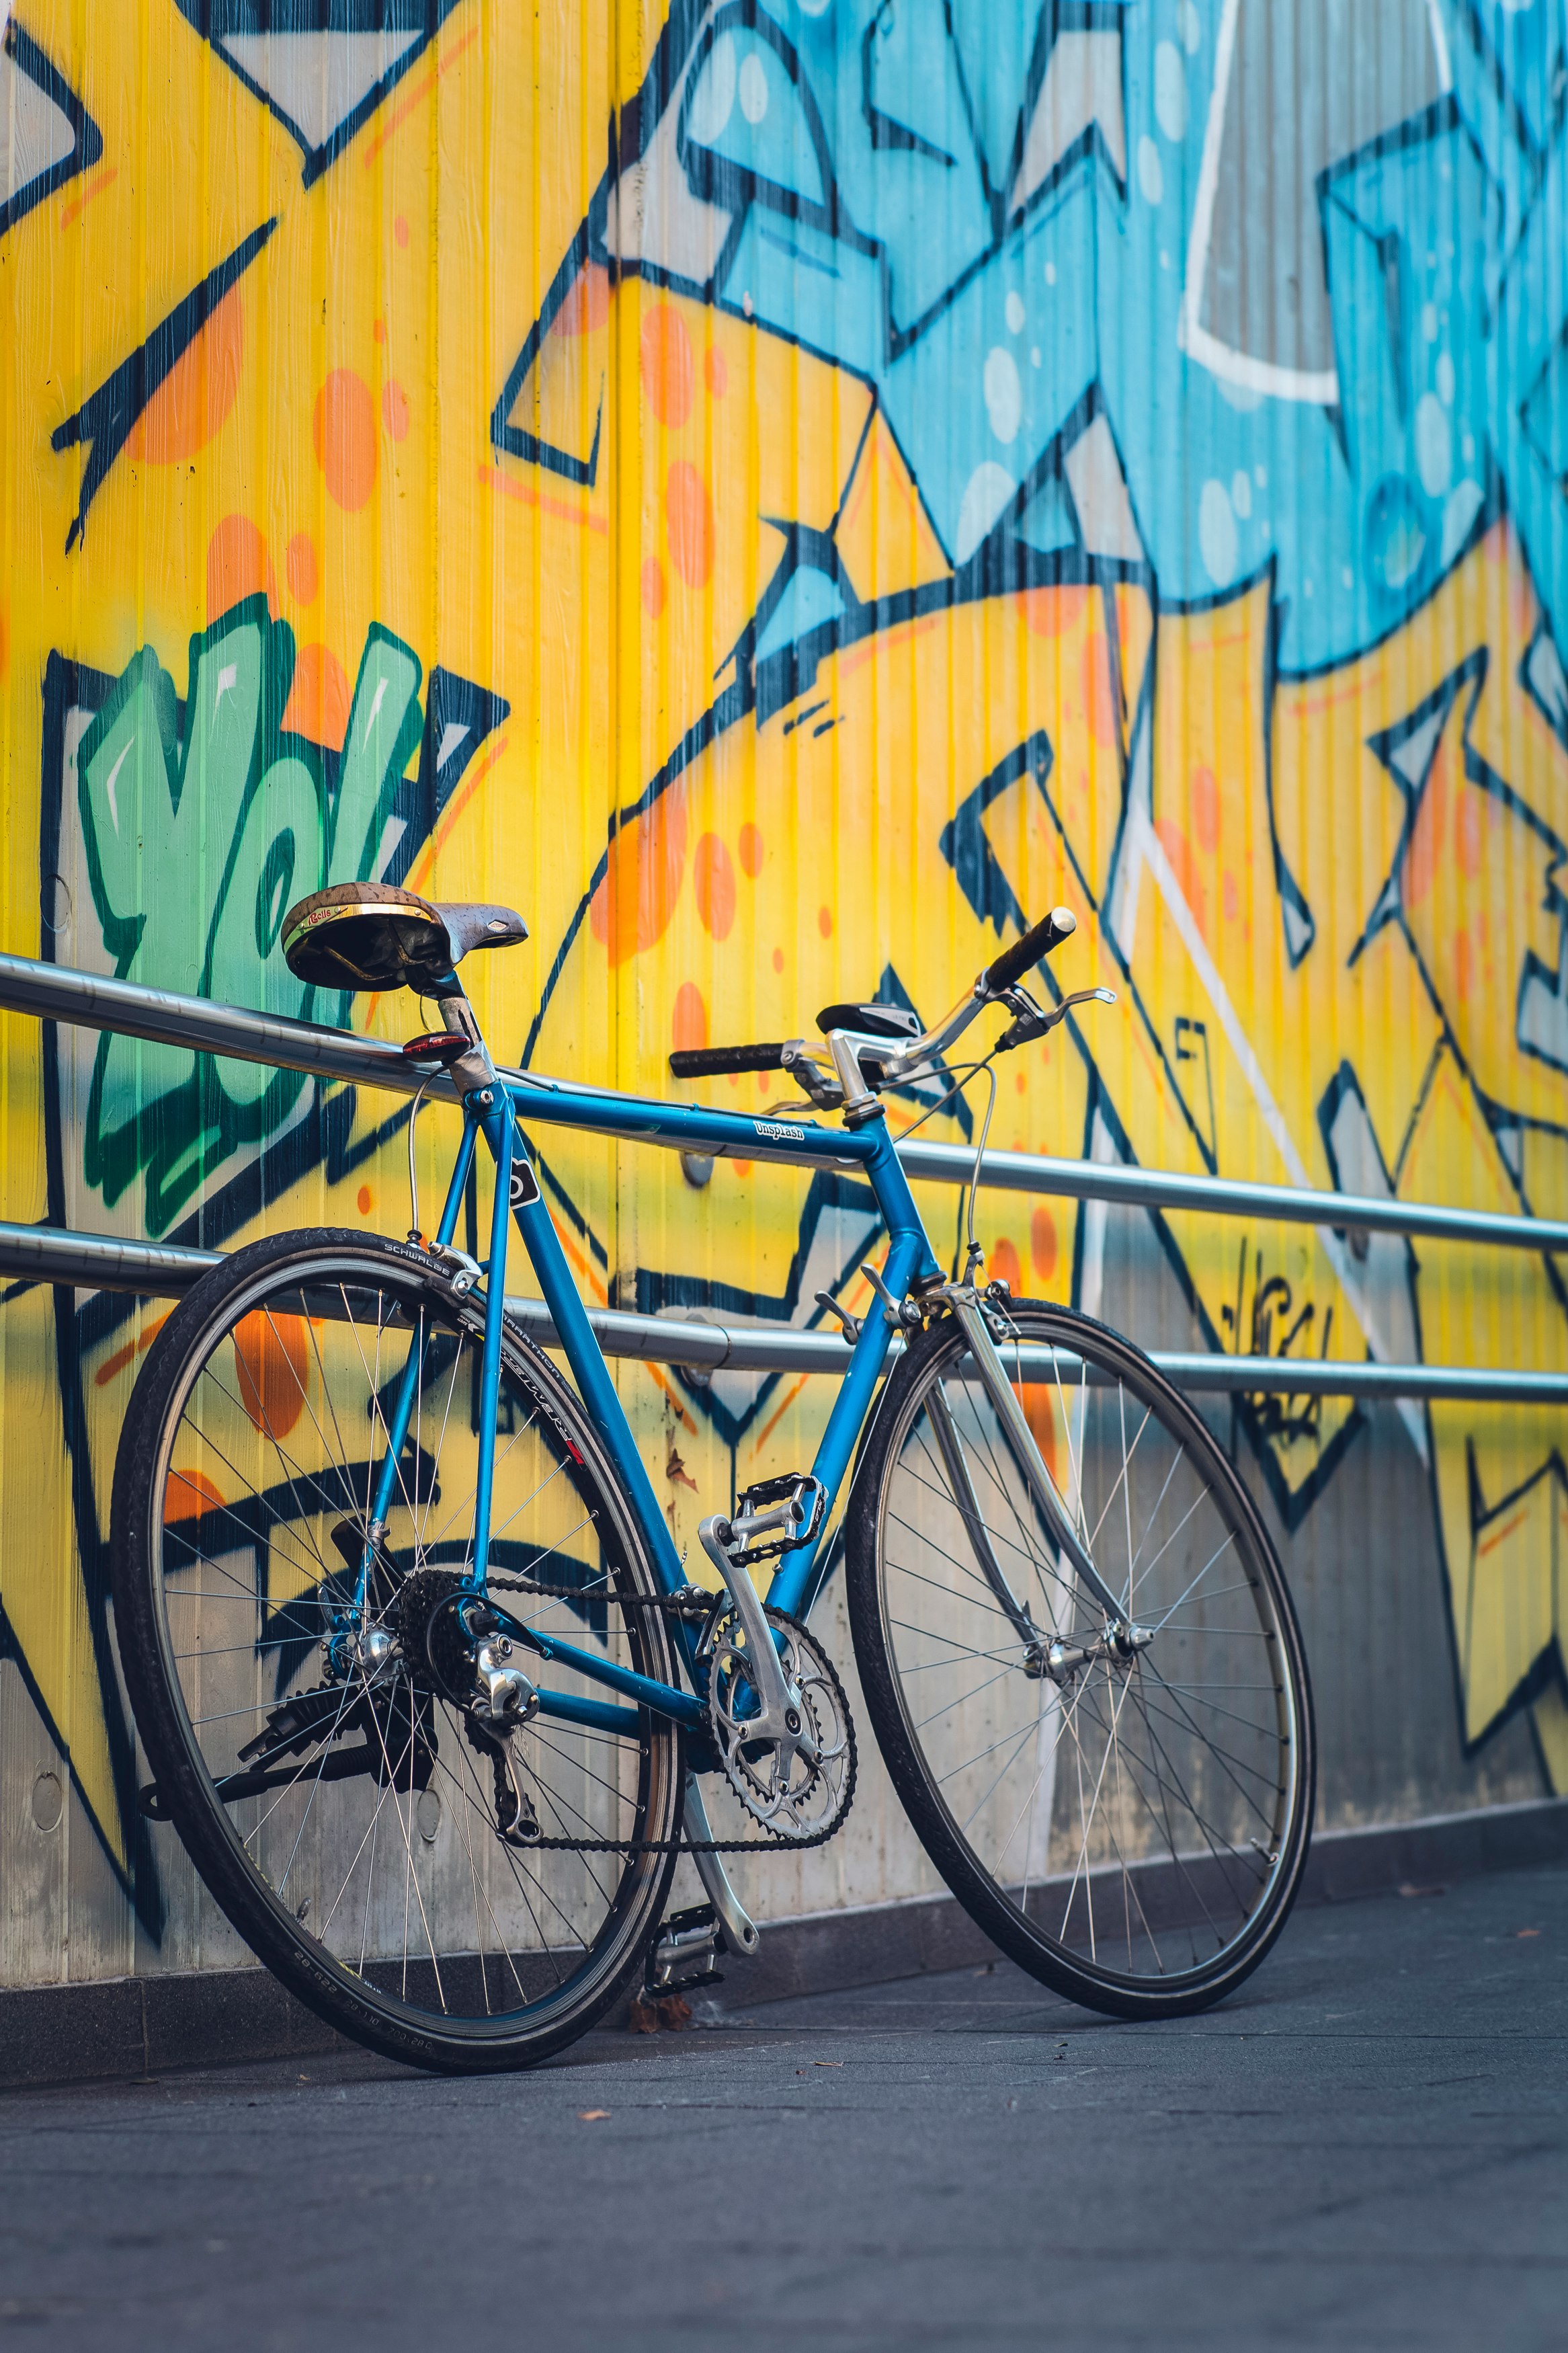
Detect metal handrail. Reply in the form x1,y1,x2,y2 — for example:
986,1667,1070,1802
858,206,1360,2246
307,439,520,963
3,948,1567,1253
5,1219,1565,1404
3,949,1565,1403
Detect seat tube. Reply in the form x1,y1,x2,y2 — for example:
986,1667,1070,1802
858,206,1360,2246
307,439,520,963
358,1115,479,1605
468,1091,515,1591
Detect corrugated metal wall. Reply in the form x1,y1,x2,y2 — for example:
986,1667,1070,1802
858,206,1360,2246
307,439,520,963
1,0,1565,1988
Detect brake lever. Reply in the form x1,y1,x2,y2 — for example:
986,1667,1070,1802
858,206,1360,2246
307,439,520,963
781,1041,845,1110
996,985,1116,1052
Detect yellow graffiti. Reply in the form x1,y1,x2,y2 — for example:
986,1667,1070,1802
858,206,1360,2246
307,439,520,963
1,0,1565,1950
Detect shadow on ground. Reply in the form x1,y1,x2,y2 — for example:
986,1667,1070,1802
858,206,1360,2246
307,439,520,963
0,1864,1563,2350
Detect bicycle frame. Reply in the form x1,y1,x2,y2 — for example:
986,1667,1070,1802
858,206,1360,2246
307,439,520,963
358,1056,943,1748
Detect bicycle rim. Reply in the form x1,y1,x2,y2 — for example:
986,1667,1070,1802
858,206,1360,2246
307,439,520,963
851,1304,1313,2013
113,1233,682,2068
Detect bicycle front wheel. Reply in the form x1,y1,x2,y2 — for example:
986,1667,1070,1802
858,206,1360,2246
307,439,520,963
848,1302,1314,2018
112,1230,684,2072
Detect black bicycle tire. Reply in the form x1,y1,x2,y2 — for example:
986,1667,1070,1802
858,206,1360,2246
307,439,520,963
846,1300,1316,2020
110,1228,684,2073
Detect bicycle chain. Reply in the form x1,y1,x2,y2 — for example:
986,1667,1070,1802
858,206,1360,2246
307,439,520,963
487,1572,854,1855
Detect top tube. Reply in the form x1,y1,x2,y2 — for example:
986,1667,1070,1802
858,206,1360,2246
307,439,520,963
499,1071,880,1171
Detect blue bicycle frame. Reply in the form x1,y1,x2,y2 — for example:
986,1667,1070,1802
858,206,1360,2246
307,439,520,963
358,1058,943,1750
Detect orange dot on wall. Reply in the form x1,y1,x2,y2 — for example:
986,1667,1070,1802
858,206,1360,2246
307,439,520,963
552,262,611,337
382,379,411,442
818,904,833,939
588,787,690,965
357,1185,374,1215
694,833,737,940
1153,817,1206,932
665,461,714,590
705,345,728,398
206,514,276,623
1019,1387,1059,1482
1457,782,1487,879
1022,583,1088,639
672,980,708,1052
641,304,694,429
1030,1206,1058,1284
1403,746,1450,910
313,368,378,512
641,557,667,619
233,1311,309,1439
1190,764,1221,854
282,643,353,752
285,531,319,604
991,1236,1023,1294
737,822,764,877
372,319,386,345
128,285,244,462
772,946,784,974
165,1466,226,1524
394,213,410,248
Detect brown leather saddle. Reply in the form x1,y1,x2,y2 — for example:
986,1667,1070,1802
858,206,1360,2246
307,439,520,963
281,882,528,992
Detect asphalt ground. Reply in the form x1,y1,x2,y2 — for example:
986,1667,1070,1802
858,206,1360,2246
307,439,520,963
0,1862,1562,2352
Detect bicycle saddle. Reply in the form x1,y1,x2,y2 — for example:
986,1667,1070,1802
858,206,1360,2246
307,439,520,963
281,882,528,992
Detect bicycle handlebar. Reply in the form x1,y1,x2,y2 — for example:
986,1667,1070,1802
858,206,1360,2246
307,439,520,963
667,908,1085,1094
984,906,1076,994
669,1041,787,1079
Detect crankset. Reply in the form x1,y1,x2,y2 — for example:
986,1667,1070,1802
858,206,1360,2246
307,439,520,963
696,1593,855,1839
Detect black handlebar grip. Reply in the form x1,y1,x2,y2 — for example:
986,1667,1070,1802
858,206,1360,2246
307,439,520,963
669,1041,787,1079
985,907,1077,994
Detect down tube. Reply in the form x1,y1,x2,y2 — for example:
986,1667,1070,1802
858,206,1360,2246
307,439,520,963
504,1121,688,1596
768,1133,938,1620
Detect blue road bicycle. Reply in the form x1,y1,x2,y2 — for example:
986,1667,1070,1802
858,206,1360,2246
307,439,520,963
112,881,1315,2071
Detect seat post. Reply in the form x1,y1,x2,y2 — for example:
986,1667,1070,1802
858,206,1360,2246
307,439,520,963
421,973,498,1100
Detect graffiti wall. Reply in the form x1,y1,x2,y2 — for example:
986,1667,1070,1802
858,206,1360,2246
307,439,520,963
1,0,1566,1984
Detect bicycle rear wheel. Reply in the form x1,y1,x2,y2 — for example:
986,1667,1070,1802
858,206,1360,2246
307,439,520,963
112,1229,683,2072
848,1301,1314,2018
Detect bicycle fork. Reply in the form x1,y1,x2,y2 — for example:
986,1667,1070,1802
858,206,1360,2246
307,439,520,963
942,1294,1155,1677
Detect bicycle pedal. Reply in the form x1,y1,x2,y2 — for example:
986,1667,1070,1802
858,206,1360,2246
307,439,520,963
722,1472,827,1565
645,1903,726,1996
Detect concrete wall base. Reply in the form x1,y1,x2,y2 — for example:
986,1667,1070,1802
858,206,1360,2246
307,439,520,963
5,1795,1565,2091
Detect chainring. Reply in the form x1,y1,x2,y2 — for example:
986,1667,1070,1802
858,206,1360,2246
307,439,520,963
700,1603,856,1840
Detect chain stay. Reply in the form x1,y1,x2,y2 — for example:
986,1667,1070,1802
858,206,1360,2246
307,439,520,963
488,1571,712,1619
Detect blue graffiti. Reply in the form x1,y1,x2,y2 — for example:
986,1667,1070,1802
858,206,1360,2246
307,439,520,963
500,0,1568,678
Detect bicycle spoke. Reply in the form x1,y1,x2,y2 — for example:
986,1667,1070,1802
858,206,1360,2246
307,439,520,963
129,1247,682,2058
864,1304,1308,2007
